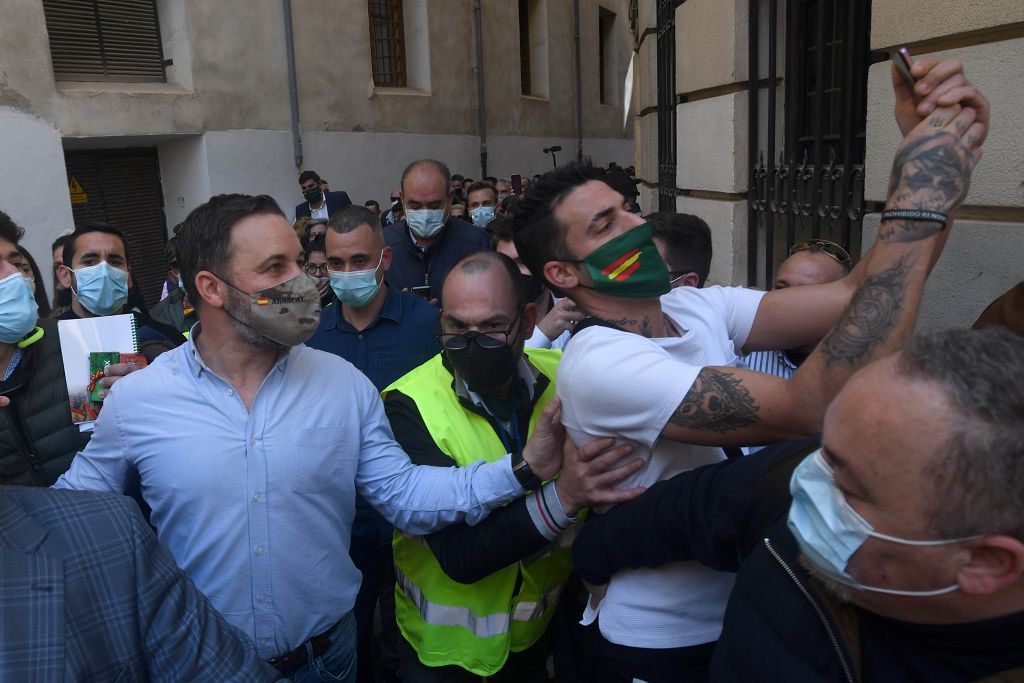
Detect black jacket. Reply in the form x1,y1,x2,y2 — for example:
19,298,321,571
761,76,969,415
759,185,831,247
0,319,91,486
570,440,1024,682
294,190,352,219
383,218,490,301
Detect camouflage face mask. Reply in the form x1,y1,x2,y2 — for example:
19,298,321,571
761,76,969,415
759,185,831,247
219,272,322,347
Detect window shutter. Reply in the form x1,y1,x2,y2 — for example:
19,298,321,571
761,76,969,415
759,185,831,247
43,0,166,83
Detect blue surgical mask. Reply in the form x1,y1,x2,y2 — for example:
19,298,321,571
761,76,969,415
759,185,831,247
0,272,39,343
406,207,447,239
70,261,129,316
788,449,978,597
470,206,496,228
329,251,384,308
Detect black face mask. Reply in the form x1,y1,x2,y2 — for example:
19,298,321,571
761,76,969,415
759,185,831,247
521,274,545,304
55,287,72,307
441,310,522,394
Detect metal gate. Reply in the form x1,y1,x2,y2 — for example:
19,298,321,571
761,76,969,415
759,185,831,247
64,148,168,307
746,0,875,287
656,0,681,211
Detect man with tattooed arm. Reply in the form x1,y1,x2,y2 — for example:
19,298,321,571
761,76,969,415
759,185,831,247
509,58,987,682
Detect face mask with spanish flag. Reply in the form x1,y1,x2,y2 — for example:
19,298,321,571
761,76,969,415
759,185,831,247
577,222,671,298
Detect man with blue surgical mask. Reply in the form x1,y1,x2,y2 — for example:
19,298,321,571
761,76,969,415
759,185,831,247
56,224,185,362
466,180,498,228
383,159,491,302
569,327,1024,682
306,204,441,683
0,210,91,485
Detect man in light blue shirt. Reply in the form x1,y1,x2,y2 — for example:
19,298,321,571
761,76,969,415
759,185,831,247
55,193,632,683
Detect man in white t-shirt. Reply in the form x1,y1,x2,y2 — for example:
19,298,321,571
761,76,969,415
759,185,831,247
509,58,986,681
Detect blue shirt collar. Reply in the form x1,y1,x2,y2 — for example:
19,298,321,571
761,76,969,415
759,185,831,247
327,284,403,332
184,323,290,378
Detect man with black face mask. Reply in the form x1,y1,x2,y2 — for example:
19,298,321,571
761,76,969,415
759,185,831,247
295,170,352,221
381,251,644,682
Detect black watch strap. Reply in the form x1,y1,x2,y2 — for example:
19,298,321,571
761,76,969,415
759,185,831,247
511,450,542,491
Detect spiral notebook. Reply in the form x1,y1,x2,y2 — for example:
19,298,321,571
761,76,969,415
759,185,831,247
57,314,141,431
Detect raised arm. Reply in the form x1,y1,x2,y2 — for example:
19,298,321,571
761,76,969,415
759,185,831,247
743,58,990,355
659,70,985,447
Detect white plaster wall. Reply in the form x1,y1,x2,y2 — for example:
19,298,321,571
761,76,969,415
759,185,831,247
0,107,75,292
203,131,301,222
157,136,212,230
862,213,1024,332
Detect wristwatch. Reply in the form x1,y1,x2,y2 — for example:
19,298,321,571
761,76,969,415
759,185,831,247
510,449,542,491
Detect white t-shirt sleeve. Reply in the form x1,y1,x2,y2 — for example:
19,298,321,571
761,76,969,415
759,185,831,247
705,286,765,356
558,328,700,449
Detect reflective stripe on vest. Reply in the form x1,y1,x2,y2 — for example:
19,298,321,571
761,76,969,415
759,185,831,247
395,563,512,639
512,584,564,623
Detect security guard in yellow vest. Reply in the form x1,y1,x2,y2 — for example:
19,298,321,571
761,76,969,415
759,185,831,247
382,251,643,681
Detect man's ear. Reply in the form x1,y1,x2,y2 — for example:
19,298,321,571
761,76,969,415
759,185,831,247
194,271,228,310
57,264,73,290
679,272,701,288
381,245,393,272
126,267,133,292
957,536,1024,596
543,260,580,294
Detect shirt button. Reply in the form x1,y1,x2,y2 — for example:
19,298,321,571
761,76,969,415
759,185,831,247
250,436,256,445
255,546,264,556
357,334,363,340
253,493,261,503
257,593,267,603
226,389,234,396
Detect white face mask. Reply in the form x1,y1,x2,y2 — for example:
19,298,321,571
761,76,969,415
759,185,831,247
405,206,447,239
787,449,980,597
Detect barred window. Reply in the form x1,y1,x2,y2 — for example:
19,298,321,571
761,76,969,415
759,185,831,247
368,0,407,87
519,0,532,95
42,0,166,83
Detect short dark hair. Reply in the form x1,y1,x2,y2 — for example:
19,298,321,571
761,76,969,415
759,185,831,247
0,210,24,246
466,181,497,200
364,200,380,210
298,170,321,185
452,174,464,183
446,251,526,309
897,328,1024,541
328,205,382,237
485,176,497,185
51,232,71,254
63,224,128,268
401,159,451,192
176,194,285,308
488,214,515,249
509,160,604,288
647,211,713,287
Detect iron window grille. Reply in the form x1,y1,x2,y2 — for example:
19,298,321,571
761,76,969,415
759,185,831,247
368,0,407,87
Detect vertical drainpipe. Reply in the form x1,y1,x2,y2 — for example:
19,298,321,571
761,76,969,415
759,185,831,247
283,0,303,168
474,0,488,178
574,0,583,161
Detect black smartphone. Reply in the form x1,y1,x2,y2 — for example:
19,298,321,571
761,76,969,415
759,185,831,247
511,174,523,196
411,285,432,300
893,47,916,87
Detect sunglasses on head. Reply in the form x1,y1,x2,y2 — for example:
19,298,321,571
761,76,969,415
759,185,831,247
788,239,852,266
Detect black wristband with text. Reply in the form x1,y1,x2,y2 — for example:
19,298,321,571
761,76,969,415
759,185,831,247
880,209,948,226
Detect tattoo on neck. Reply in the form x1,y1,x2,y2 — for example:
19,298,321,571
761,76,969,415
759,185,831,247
820,257,908,369
670,368,759,433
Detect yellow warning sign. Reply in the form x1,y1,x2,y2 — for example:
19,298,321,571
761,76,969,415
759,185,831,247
68,177,88,205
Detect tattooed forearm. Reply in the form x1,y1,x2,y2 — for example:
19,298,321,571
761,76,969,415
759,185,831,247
820,257,908,368
885,131,972,220
670,369,759,433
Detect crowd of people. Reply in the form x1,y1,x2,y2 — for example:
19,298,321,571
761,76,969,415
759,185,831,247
0,57,1021,682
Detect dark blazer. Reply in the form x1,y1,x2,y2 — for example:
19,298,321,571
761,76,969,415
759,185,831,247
294,190,352,219
0,486,280,682
383,217,491,301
